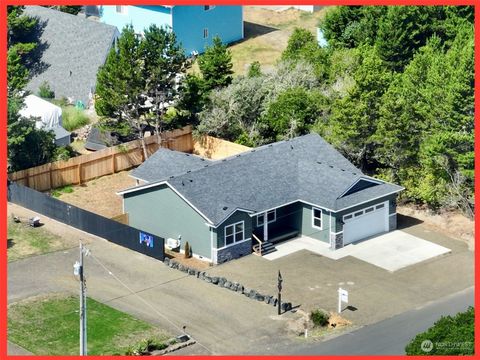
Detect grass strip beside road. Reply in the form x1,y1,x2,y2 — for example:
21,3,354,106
8,295,170,355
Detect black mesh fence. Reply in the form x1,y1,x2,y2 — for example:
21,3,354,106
7,181,164,260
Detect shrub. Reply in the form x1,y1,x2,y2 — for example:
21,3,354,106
51,185,74,197
38,81,55,99
54,145,75,161
311,309,330,327
62,106,90,131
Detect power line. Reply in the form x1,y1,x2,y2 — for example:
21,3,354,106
87,250,214,355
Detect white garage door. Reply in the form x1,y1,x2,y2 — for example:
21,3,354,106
343,202,388,245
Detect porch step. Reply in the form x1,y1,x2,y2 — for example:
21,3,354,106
260,241,277,255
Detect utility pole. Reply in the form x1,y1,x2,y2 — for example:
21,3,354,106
74,242,87,355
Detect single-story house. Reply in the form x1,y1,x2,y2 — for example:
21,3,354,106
100,5,244,55
23,6,119,107
19,94,71,146
117,134,404,264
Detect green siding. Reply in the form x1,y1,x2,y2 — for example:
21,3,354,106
301,203,331,243
123,184,212,259
216,211,252,248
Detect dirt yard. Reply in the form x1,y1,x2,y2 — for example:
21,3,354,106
55,170,136,218
397,205,474,250
229,6,329,74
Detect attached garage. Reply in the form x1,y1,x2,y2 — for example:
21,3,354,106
342,202,389,245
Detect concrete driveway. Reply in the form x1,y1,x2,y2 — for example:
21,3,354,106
265,231,451,272
341,231,451,272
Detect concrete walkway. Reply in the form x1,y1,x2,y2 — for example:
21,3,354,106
8,341,33,355
264,231,451,272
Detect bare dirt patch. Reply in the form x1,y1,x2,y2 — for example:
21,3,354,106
397,205,474,250
55,170,136,218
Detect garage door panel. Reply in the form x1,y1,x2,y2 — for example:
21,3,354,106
343,205,387,245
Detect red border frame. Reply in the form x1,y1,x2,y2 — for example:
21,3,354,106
2,1,478,359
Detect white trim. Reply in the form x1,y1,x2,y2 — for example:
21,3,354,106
338,177,383,198
256,209,276,227
223,220,245,247
210,227,214,261
331,231,344,235
216,237,251,251
312,207,323,230
117,181,214,225
343,202,387,222
389,213,396,217
335,189,403,213
214,208,255,228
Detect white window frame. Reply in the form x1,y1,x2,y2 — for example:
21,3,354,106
203,28,209,39
257,209,276,227
224,221,245,246
343,202,385,222
312,207,323,230
116,6,127,14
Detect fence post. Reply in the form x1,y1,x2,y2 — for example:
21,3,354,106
111,153,115,174
49,163,53,190
77,164,82,185
25,170,30,188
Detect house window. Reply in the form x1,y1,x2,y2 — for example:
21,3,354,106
203,28,209,39
312,208,322,229
116,6,127,14
224,221,244,246
257,209,276,227
204,5,216,11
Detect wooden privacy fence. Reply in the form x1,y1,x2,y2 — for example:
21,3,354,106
193,134,251,160
8,126,193,192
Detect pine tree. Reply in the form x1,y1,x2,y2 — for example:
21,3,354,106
198,36,233,90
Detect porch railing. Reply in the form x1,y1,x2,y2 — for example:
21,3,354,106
252,233,263,256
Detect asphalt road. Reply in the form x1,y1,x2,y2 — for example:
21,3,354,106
288,286,474,355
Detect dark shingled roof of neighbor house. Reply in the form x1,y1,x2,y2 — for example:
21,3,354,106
120,133,404,225
23,6,119,106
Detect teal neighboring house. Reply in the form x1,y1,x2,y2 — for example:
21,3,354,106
117,134,404,264
100,5,243,55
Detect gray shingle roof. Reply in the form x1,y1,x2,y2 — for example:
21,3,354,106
120,134,404,225
23,6,119,106
131,148,212,182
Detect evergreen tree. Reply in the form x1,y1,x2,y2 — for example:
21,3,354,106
198,36,233,90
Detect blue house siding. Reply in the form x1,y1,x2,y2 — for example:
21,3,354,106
123,184,212,259
100,5,243,55
172,6,243,54
101,6,172,34
300,203,332,243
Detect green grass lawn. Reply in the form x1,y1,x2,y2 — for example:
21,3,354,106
8,295,170,355
7,219,76,262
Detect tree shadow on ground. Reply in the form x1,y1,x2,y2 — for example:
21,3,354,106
397,213,424,230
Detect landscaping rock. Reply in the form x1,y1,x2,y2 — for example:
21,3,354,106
199,272,205,280
248,290,257,299
255,293,265,302
178,264,184,272
224,281,232,289
195,270,201,278
265,295,272,304
230,282,239,291
236,284,244,294
272,298,278,307
188,268,196,276
218,277,226,287
211,276,219,285
204,276,212,283
163,258,170,266
281,302,292,312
